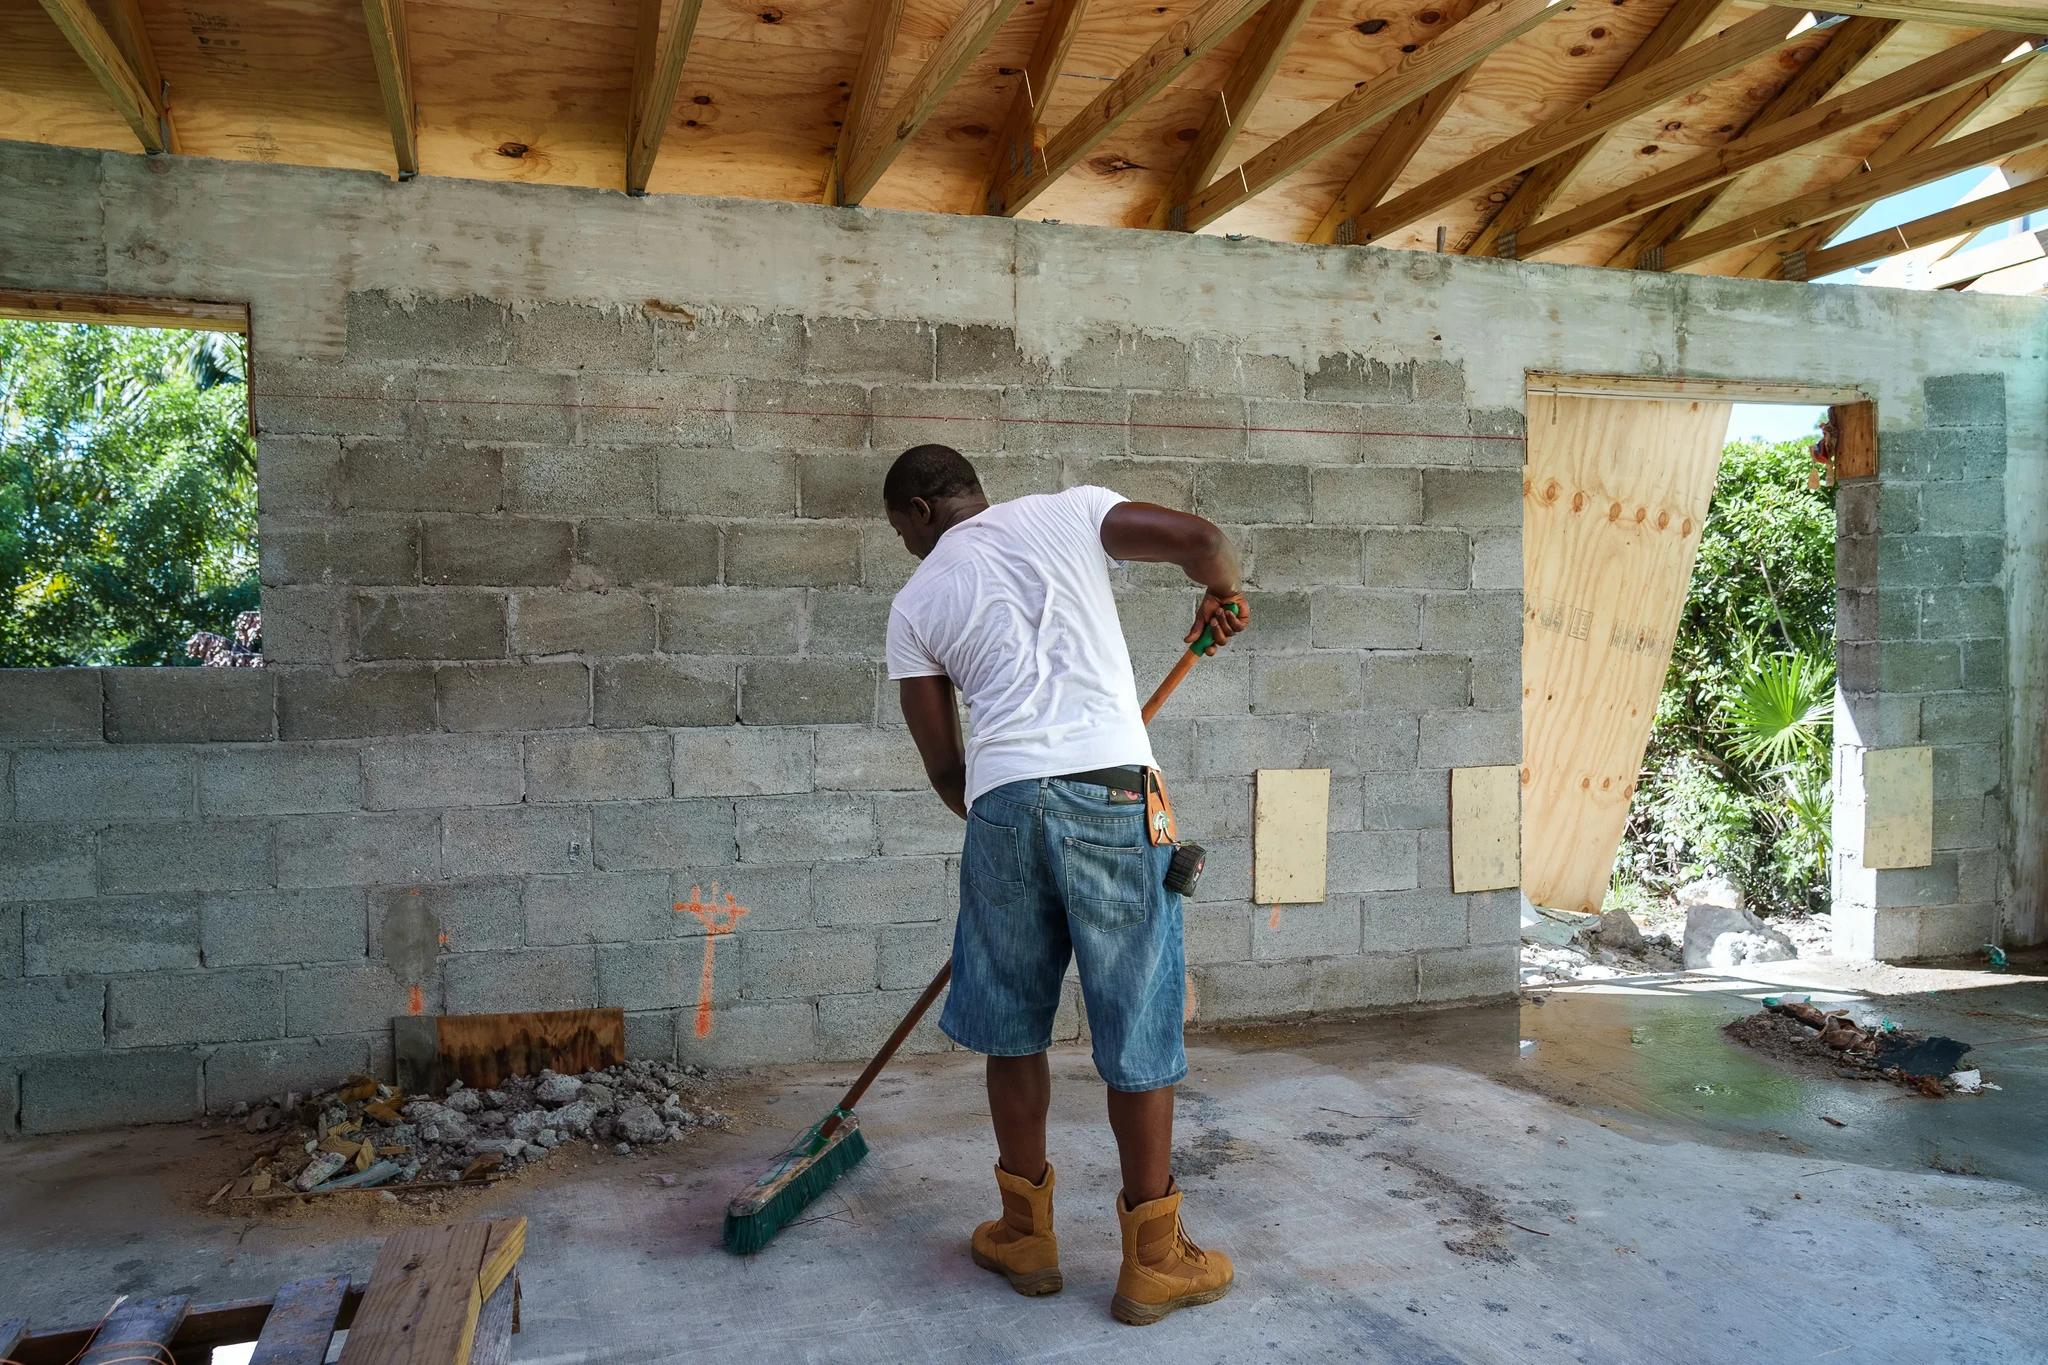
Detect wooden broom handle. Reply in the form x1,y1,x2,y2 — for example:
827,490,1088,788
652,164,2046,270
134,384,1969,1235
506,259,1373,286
1141,599,1240,724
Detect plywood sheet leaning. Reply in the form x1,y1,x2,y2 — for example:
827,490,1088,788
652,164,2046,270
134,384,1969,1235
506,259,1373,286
1253,768,1331,905
1863,745,1933,868
1451,765,1520,892
1521,392,1731,914
396,1007,626,1094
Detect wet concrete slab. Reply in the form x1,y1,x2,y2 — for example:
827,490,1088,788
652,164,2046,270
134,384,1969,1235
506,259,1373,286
2,966,2044,1363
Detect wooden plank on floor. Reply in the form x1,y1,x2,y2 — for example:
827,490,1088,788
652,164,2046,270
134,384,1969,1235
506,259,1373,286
1520,393,1731,915
465,1275,517,1365
249,1278,350,1365
337,1224,493,1365
477,1219,527,1301
79,1297,191,1365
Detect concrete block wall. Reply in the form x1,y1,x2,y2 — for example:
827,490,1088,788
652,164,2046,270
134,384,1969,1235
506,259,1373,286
1835,374,2010,960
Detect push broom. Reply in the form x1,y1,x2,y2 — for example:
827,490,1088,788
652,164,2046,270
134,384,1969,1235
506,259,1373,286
721,605,1240,1253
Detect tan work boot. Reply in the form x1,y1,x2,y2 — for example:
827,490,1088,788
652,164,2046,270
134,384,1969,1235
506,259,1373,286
970,1162,1063,1296
1111,1181,1233,1325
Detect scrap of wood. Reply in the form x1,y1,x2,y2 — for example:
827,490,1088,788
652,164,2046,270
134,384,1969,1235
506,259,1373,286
406,1007,626,1093
249,1277,350,1365
478,1219,527,1300
467,1275,518,1365
79,1297,191,1365
1830,402,1877,481
11,1290,367,1365
339,1224,494,1365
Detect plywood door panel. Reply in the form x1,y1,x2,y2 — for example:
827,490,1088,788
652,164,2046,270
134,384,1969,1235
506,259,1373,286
1521,391,1731,914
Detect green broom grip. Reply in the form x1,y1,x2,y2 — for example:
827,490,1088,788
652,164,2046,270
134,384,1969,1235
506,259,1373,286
1187,598,1243,656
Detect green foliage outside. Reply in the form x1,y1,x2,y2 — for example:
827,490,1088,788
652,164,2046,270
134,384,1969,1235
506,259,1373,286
1612,435,1837,919
0,320,257,667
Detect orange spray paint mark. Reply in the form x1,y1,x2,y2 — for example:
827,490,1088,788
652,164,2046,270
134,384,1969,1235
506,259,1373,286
438,932,451,948
676,884,748,1039
1268,904,1283,931
407,984,425,1016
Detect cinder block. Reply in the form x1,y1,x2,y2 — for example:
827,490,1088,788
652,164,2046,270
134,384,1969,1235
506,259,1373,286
1923,373,2004,428
346,293,507,365
817,987,952,1060
1956,848,2002,903
1304,354,1410,404
1469,652,1520,710
1247,399,1364,463
1000,388,1128,457
578,373,730,447
595,659,737,727
1252,899,1361,960
815,728,927,790
675,998,817,1067
1422,592,1521,652
436,661,589,731
414,368,576,443
726,523,862,587
0,904,18,978
1182,901,1250,965
109,969,282,1046
811,858,950,926
511,590,657,656
1417,943,1516,1002
671,864,812,934
865,527,919,591
374,881,525,958
1253,528,1360,589
275,811,441,887
0,826,96,901
1328,831,1420,894
1359,770,1449,830
744,929,879,998
597,938,734,1012
1057,332,1188,391
1467,889,1519,946
1309,953,1419,1013
674,726,813,797
624,1008,679,1063
205,1036,374,1110
1189,714,1350,778
1237,591,1311,649
592,799,737,870
362,734,522,809
1838,588,1878,644
1911,902,1999,960
249,579,341,659
21,1050,203,1133
421,518,573,586
1879,536,1962,589
1878,641,1961,694
1876,588,1918,641
1364,529,1469,589
1187,339,1302,399
1422,469,1520,526
256,364,413,439
1359,889,1466,951
15,748,191,822
736,793,874,862
1170,777,1252,840
657,588,802,654
356,592,506,661
1411,359,1465,405
1311,589,1421,649
1251,654,1362,714
342,439,504,513
1958,427,2007,480
877,920,953,990
105,669,275,743
740,661,877,725
1361,715,1421,771
1064,458,1195,509
1919,585,2004,641
1934,743,2001,801
507,447,655,515
1131,393,1245,459
656,310,807,379
873,791,965,856
871,385,1003,455
526,731,672,802
936,323,1049,386
1470,529,1520,590
1920,693,2003,745
1961,637,2004,691
258,434,340,517
1196,463,1309,525
1189,959,1312,1021
277,666,436,741
0,669,103,742
798,453,894,519
442,946,599,1014
99,821,270,893
968,454,1064,501
805,317,934,382
284,962,434,1035
523,871,675,945
1873,856,1960,909
201,887,366,966
261,520,417,589
807,591,895,660
506,303,654,371
443,805,591,878
0,976,106,1053
1311,467,1421,526
200,746,361,817
1418,709,1518,768
732,379,869,451
657,449,799,517
1365,654,1471,710
1960,536,2003,584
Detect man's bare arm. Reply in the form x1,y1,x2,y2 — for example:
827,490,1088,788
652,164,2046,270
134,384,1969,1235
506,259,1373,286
899,675,968,818
1100,501,1250,653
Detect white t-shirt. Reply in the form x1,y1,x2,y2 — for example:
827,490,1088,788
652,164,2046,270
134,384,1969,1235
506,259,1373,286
887,485,1156,807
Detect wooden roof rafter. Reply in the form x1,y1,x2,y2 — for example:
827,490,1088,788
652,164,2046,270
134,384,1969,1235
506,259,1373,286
1815,1,2048,30
360,0,418,178
1308,70,1477,246
626,0,708,196
1784,174,2048,279
830,0,913,206
982,0,1091,210
35,0,172,154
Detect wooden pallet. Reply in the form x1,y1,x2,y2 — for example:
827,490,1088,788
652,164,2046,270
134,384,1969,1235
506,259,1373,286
2,1218,525,1365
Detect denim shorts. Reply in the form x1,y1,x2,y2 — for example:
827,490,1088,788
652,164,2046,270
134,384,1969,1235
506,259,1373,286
938,777,1188,1092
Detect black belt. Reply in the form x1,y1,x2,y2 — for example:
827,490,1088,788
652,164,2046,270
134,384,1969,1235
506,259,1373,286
1055,765,1147,794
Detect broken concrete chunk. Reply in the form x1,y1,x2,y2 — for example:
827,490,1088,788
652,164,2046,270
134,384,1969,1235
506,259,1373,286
549,1100,598,1137
535,1070,584,1107
614,1104,668,1144
294,1151,349,1191
443,1087,485,1115
583,1083,614,1111
1682,904,1795,969
1590,908,1646,953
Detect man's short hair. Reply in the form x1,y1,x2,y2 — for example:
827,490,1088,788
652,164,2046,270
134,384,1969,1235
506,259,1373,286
883,444,983,512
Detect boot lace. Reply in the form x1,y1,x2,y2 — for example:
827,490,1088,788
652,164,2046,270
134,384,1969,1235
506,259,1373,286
1173,1219,1208,1267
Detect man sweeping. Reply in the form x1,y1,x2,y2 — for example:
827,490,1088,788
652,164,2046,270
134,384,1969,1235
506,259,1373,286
882,443,1250,1326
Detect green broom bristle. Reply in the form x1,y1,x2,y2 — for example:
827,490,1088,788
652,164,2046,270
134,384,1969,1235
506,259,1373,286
722,1117,869,1254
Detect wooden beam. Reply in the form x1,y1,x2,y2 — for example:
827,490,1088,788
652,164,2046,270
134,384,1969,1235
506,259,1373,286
989,0,1273,219
1145,0,1319,229
102,0,179,154
1355,7,1816,249
1738,63,2024,278
829,0,912,205
1926,225,2048,287
841,0,1030,205
982,0,1089,208
36,0,167,153
1171,0,1576,234
1782,175,2048,279
625,0,706,194
1308,69,1476,244
1808,1,2048,31
1512,29,2034,260
361,0,419,178
1464,0,1730,259
1660,101,2048,271
1526,370,1869,403
0,289,249,332
1607,15,1900,269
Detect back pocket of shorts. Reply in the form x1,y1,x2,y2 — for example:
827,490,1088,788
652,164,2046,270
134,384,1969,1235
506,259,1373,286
1061,836,1149,933
966,811,1025,907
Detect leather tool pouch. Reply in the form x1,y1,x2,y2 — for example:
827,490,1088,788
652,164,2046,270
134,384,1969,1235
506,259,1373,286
1144,769,1177,847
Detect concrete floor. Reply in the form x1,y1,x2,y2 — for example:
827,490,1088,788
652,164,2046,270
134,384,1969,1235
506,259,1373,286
3,960,2045,1364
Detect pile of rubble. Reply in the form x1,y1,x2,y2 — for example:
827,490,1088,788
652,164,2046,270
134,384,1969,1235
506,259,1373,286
1724,996,1988,1096
1520,901,1680,986
234,1060,731,1196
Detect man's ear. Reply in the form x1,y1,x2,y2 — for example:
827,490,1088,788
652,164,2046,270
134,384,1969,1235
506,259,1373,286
908,496,934,524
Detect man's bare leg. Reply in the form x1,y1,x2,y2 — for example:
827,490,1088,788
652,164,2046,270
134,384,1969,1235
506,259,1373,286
1105,1085,1174,1205
987,1053,1051,1181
